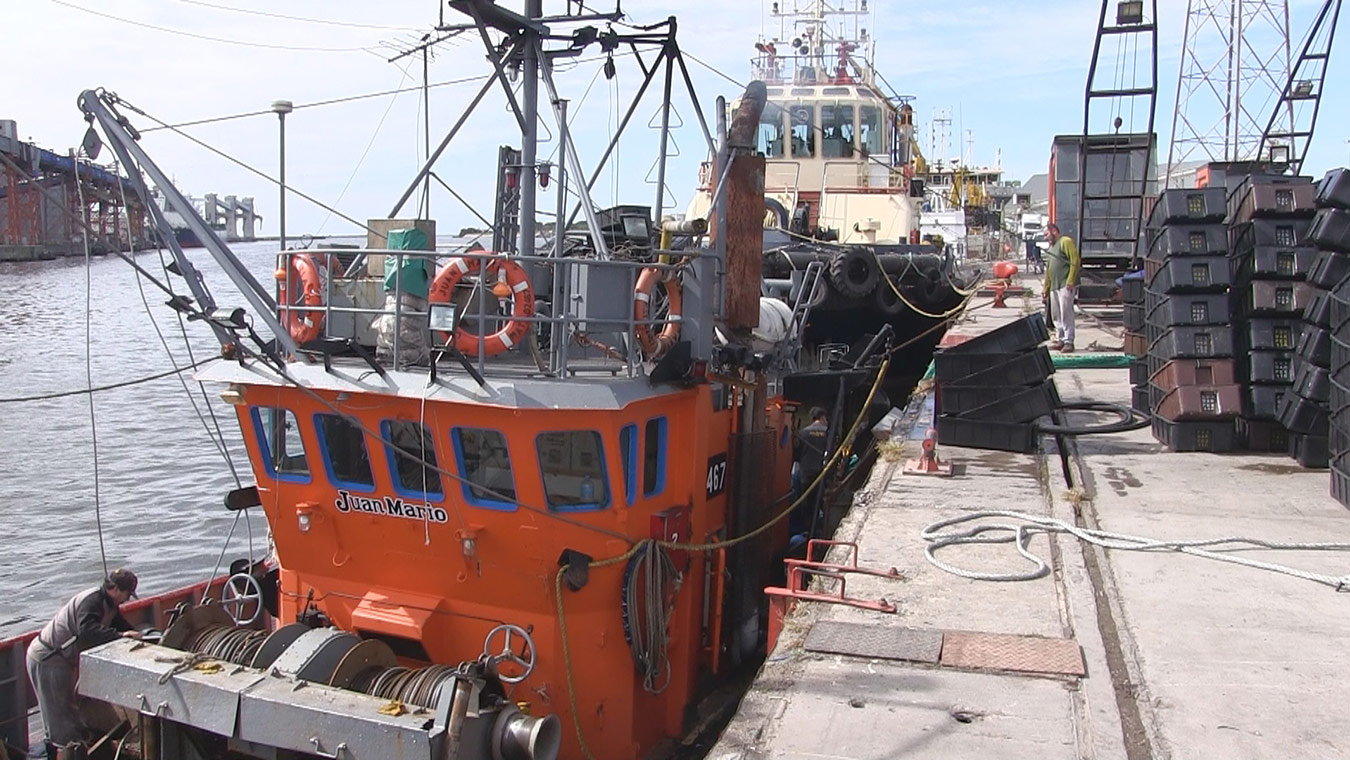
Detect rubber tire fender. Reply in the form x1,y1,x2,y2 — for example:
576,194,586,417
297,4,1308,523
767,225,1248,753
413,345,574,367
827,247,879,298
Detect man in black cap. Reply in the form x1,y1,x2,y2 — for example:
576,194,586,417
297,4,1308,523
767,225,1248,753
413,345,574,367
26,569,142,752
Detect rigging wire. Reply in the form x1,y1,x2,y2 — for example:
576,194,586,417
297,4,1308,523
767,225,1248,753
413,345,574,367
74,152,108,578
112,163,245,490
0,358,218,404
111,97,378,236
49,0,377,52
317,56,417,234
173,0,424,32
141,73,493,133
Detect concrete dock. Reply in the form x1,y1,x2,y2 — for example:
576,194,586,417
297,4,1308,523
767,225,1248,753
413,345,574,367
710,283,1350,760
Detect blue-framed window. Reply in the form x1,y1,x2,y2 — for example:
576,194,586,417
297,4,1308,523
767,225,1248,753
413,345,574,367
314,413,375,491
250,407,311,482
380,420,444,500
619,424,638,507
536,430,609,511
642,417,668,497
451,428,518,511
780,424,791,450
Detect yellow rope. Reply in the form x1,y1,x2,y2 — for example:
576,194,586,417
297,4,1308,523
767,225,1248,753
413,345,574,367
554,358,890,757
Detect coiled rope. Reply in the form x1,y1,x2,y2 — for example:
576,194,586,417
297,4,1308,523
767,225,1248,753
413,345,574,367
921,510,1350,591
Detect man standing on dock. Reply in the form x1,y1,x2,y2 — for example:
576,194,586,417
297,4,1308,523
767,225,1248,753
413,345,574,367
26,569,142,754
1042,224,1080,353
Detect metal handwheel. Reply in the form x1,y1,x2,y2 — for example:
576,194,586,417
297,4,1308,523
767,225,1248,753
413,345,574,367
481,624,537,684
220,572,264,626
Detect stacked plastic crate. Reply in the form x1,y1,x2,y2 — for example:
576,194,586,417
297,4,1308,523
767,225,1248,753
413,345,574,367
1316,169,1350,503
932,314,1056,454
1144,187,1242,452
1123,271,1149,414
1228,175,1319,456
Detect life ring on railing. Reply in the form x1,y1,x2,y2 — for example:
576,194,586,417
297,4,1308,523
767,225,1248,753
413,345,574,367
274,252,330,344
428,255,535,357
634,267,682,358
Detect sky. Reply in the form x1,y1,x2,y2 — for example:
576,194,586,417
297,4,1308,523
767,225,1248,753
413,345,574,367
5,0,1348,237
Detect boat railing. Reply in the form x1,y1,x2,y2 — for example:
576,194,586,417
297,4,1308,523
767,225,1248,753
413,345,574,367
277,248,700,380
821,160,907,193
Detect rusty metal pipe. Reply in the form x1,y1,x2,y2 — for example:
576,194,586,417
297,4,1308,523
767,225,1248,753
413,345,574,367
728,81,767,150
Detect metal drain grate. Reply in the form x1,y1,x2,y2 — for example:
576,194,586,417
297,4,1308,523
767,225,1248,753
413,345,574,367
803,620,943,664
939,631,1086,677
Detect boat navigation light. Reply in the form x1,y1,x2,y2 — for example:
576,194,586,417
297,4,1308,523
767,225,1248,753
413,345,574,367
205,306,248,330
296,504,313,533
219,383,246,406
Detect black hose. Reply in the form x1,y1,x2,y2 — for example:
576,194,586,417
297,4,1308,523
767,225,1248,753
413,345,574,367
1035,402,1151,436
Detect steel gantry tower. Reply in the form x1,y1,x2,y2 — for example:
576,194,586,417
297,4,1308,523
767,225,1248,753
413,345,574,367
1166,0,1296,181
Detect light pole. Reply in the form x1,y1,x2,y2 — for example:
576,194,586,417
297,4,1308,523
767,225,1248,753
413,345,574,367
271,100,293,251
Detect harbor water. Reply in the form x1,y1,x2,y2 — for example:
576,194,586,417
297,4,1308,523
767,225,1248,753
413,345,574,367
0,240,356,637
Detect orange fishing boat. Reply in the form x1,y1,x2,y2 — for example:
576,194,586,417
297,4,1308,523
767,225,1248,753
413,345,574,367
2,4,896,760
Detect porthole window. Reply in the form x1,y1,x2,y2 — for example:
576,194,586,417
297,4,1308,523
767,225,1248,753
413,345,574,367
315,414,375,491
250,407,310,482
451,428,518,510
381,421,443,499
536,431,609,511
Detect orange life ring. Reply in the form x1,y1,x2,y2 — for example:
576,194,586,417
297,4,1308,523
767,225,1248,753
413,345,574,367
634,267,682,358
274,252,329,343
428,255,535,357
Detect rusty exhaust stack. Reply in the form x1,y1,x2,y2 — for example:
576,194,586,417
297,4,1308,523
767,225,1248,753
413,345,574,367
718,81,767,333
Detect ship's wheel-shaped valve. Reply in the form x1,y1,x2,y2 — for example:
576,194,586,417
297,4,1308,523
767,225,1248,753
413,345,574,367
481,624,536,684
220,573,263,626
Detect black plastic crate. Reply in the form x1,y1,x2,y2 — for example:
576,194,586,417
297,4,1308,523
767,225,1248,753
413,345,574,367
1230,218,1311,250
1295,327,1331,367
1246,383,1291,420
1289,433,1329,469
1147,224,1228,259
1151,417,1239,452
1285,395,1331,438
953,381,1061,423
1146,292,1232,327
1239,418,1290,452
1149,325,1235,359
1149,187,1228,226
1244,318,1302,351
1122,276,1146,304
940,313,1049,356
1317,168,1350,211
936,415,1037,454
1243,280,1316,316
1277,391,1329,435
1309,207,1350,253
1307,250,1350,289
1294,362,1330,403
1331,460,1350,507
1229,180,1317,225
1129,358,1150,386
1124,302,1145,331
1234,245,1317,282
1131,384,1152,415
1248,350,1297,384
1147,255,1231,293
937,346,1055,386
1306,290,1334,329
939,383,1048,417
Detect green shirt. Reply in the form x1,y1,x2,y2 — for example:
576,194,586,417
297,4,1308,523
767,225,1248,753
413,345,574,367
1043,235,1080,291
384,256,433,299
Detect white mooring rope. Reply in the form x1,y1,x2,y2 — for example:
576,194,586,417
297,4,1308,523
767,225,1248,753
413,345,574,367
922,510,1350,591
